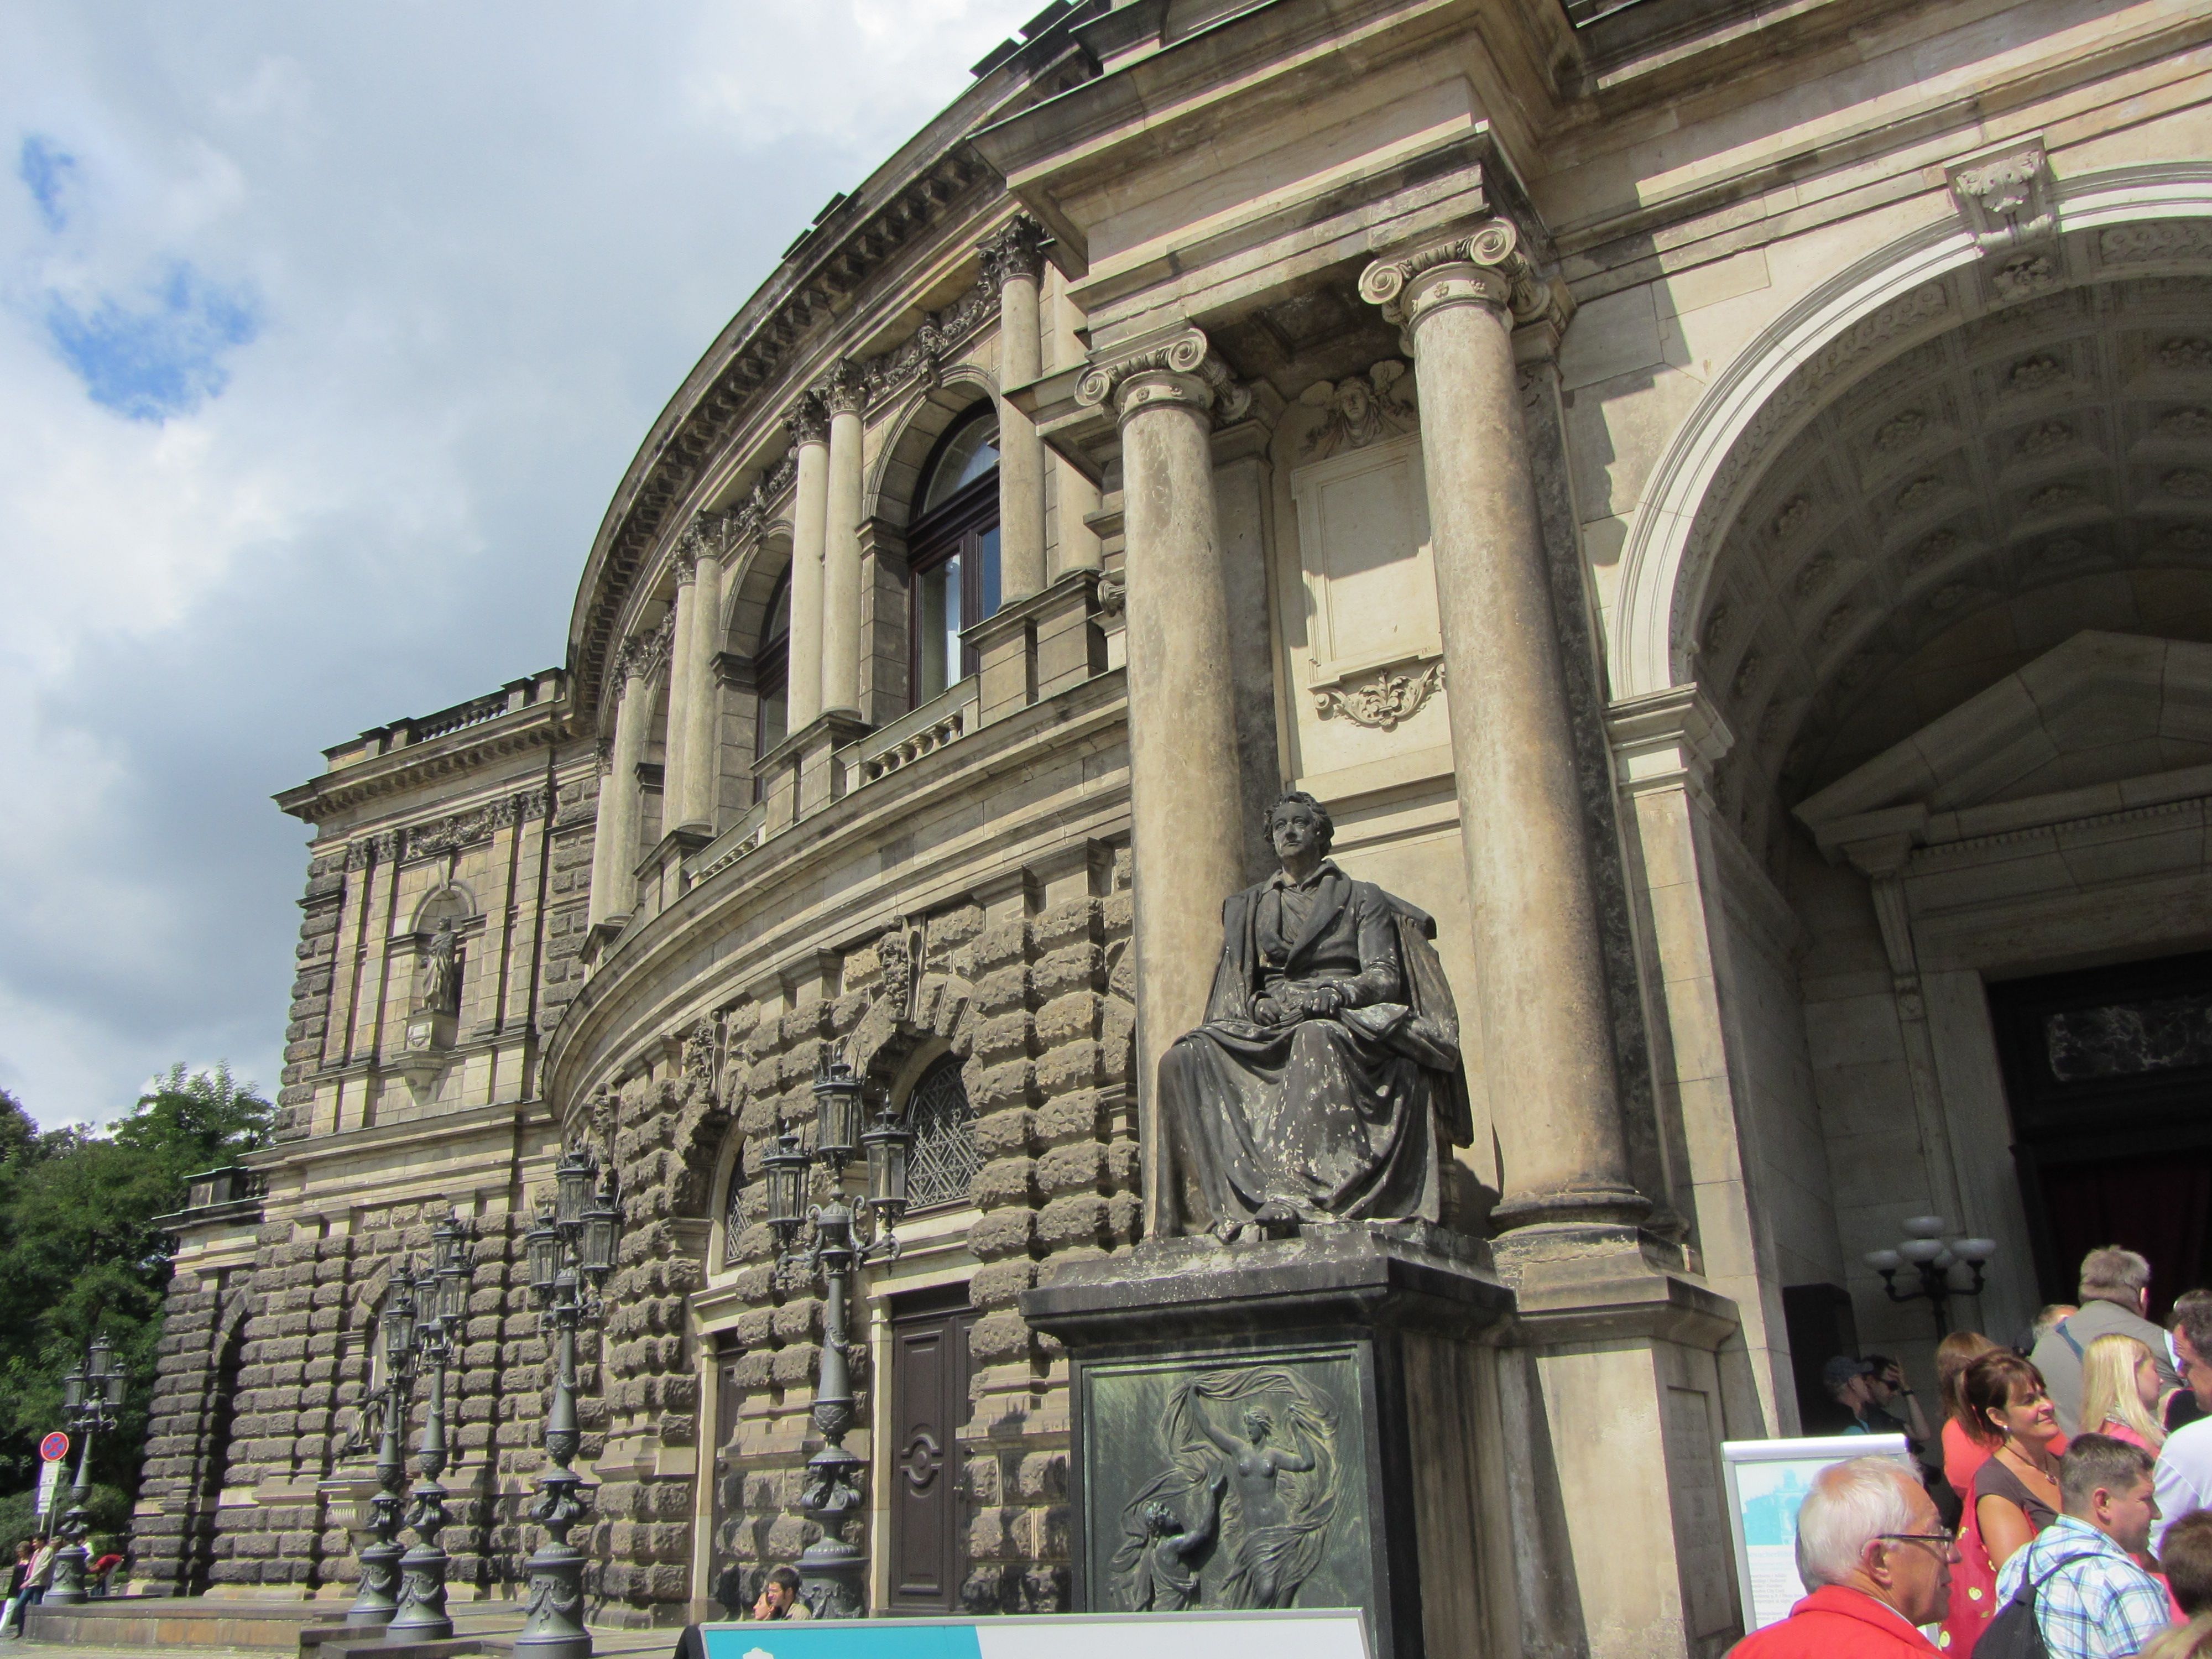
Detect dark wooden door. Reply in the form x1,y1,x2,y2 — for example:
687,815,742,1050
708,1337,749,1616
886,1287,975,1613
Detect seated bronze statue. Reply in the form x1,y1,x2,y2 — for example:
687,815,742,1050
1157,790,1473,1238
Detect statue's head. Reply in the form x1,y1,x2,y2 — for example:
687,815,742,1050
1265,790,1333,862
1242,1404,1275,1441
1142,1500,1177,1534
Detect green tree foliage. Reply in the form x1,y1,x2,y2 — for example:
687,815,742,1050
0,1067,270,1523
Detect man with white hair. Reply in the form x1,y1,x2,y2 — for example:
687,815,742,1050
2032,1245,2180,1436
1729,1457,1954,1659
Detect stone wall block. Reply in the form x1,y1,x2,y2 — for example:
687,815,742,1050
968,1259,1037,1310
730,1309,776,1349
974,963,1030,1015
1031,988,1098,1048
1016,1450,1067,1500
972,1059,1034,1114
973,1107,1035,1161
969,1310,1035,1366
1035,1142,1106,1196
971,1156,1036,1211
1035,1193,1109,1250
769,1343,820,1386
967,1507,1017,1561
1035,1041,1100,1097
1032,1089,1105,1147
966,1209,1034,1261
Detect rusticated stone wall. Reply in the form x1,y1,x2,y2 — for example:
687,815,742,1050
675,840,1136,1619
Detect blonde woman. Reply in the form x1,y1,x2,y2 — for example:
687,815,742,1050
2080,1332,2168,1452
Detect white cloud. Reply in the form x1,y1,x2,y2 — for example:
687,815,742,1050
0,0,1038,1123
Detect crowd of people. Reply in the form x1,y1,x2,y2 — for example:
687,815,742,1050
1740,1246,2212,1659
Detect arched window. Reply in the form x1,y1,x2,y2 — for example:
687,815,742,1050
904,1056,981,1210
720,1140,750,1267
757,567,791,752
908,405,1000,706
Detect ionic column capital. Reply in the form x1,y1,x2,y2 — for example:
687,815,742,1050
978,213,1050,291
815,360,867,420
785,390,829,448
1075,325,1251,428
1359,217,1563,334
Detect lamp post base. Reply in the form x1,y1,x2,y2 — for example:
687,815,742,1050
512,1541,591,1659
44,1543,88,1608
386,1543,453,1644
346,1540,403,1625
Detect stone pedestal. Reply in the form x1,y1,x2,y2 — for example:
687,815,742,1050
1021,1225,1516,1659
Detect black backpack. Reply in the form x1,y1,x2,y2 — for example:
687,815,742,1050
1978,1553,2101,1659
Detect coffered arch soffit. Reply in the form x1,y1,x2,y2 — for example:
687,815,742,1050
1615,168,2212,704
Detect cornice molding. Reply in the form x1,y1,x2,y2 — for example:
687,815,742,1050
276,705,576,823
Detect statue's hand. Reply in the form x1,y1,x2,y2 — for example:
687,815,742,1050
1253,996,1284,1026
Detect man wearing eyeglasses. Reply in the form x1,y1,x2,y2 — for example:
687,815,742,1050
1729,1457,1954,1659
1995,1434,2168,1659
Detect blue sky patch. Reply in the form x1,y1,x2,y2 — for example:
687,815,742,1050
44,262,262,422
18,134,79,232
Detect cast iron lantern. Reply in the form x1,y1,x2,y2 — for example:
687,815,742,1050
527,1203,564,1297
62,1365,84,1412
555,1144,596,1227
812,1053,864,1165
581,1181,620,1280
863,1107,912,1233
762,1131,810,1251
382,1271,416,1367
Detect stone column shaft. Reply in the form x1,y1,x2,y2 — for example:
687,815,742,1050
1079,328,1248,1232
985,217,1048,599
786,397,829,734
679,546,723,828
1051,283,1103,574
822,374,864,719
588,658,651,926
1362,223,1644,1231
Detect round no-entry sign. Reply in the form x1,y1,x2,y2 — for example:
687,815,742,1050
39,1432,66,1463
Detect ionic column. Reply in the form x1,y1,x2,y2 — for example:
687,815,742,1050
1360,222,1645,1234
661,550,700,823
1076,327,1250,1231
982,216,1048,600
679,523,725,828
785,394,829,733
820,366,865,718
587,645,652,927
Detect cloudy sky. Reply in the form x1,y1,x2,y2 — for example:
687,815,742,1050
0,1,1036,1128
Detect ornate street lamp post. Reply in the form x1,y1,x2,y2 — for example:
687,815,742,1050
45,1335,126,1605
343,1268,422,1625
1865,1215,1997,1338
763,1053,911,1619
514,1144,622,1659
388,1212,477,1644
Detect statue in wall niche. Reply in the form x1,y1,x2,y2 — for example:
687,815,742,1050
417,916,461,1015
1157,790,1473,1238
1113,1367,1340,1611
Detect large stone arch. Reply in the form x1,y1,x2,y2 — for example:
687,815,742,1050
1611,166,2212,711
864,366,999,531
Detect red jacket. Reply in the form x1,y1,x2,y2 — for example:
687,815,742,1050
1730,1586,1944,1659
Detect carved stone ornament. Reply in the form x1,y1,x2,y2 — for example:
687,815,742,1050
1076,326,1253,428
1358,217,1562,333
785,390,829,447
977,213,1048,291
1299,361,1414,459
1946,138,2055,256
1311,657,1444,730
816,359,867,419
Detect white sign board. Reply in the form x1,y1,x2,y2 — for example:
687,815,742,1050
700,1608,1371,1659
1722,1433,1911,1633
33,1458,61,1520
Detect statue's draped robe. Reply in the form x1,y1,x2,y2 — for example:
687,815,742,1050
1158,860,1472,1230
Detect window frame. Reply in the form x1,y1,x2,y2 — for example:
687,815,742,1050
755,565,791,752
905,405,1002,709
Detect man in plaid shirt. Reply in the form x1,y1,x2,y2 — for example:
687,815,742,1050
1995,1434,2171,1659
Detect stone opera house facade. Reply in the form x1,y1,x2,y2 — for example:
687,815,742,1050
127,1,2212,1655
